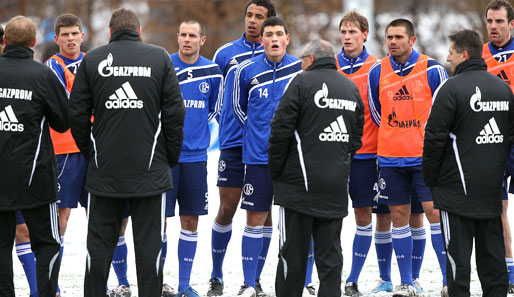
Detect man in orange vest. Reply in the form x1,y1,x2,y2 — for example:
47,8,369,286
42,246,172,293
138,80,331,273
45,14,131,297
483,0,514,292
335,10,392,296
368,18,448,297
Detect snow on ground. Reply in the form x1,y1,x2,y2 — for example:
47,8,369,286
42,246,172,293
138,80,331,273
13,149,497,296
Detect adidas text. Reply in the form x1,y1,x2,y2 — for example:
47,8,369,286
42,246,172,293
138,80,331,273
106,82,143,109
320,115,350,142
0,122,23,132
106,98,143,109
0,105,24,132
476,134,503,144
476,117,503,144
319,132,349,142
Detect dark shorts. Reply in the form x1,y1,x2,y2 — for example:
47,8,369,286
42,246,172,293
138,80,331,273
377,166,432,206
15,211,25,225
217,147,245,188
57,153,88,208
371,198,423,214
349,159,379,208
240,164,273,212
504,175,510,200
165,162,208,217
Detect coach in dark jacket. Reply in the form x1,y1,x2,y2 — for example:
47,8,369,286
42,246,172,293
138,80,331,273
422,29,514,297
0,16,68,297
270,39,363,297
69,8,185,297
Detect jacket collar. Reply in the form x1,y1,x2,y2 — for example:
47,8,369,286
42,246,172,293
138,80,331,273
454,58,487,75
109,30,141,43
340,46,369,64
263,53,287,68
307,57,337,71
241,33,262,49
389,48,420,70
1,45,34,59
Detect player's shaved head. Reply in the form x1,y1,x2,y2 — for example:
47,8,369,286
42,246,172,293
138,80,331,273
4,16,36,47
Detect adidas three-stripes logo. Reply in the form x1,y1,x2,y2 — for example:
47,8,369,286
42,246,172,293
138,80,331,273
0,105,24,132
105,82,143,109
497,70,511,85
319,115,349,142
476,117,503,144
393,85,413,101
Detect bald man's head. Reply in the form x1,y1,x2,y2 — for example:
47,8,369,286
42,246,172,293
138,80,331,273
5,16,36,47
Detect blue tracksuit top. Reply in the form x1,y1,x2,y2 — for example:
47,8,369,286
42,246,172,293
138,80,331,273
213,33,264,150
171,53,223,162
233,53,302,165
367,49,448,167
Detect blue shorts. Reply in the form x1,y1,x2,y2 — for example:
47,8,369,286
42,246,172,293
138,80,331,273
504,175,510,200
372,203,390,214
349,159,379,208
240,164,273,212
410,190,424,214
57,153,88,208
377,166,432,206
15,211,25,225
165,162,208,217
371,199,423,214
217,147,245,188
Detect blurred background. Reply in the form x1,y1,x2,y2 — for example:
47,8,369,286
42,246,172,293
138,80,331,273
0,0,509,70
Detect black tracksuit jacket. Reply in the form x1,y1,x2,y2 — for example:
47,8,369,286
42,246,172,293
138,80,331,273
269,57,364,219
422,58,514,219
0,45,68,210
69,30,185,198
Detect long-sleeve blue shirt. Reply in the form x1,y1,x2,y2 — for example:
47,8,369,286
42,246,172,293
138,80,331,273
233,53,302,165
213,33,264,150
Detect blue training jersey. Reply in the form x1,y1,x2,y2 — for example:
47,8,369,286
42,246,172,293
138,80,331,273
171,53,223,163
367,49,448,167
45,52,84,98
213,33,265,150
233,53,302,165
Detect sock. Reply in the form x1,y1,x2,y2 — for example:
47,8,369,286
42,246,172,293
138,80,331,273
112,236,129,287
57,236,64,293
16,242,38,297
346,223,373,284
242,225,263,288
211,221,232,279
411,227,426,280
162,233,168,266
256,226,272,281
431,223,447,286
507,258,514,284
375,230,392,282
178,229,198,292
392,225,413,286
304,239,314,286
